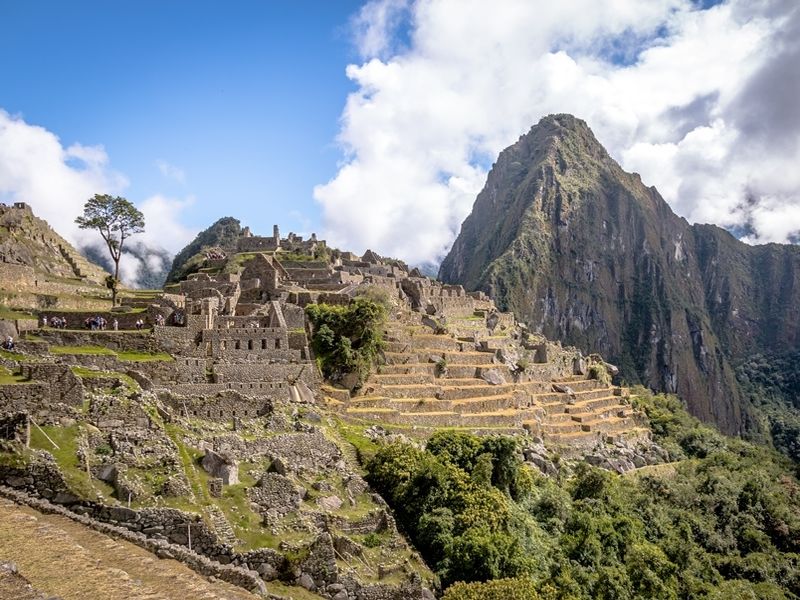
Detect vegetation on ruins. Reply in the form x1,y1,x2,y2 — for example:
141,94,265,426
165,216,241,283
75,194,145,305
364,389,800,598
305,297,386,386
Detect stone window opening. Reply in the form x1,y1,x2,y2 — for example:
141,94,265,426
235,340,241,350
262,339,267,350
275,338,281,349
248,339,253,351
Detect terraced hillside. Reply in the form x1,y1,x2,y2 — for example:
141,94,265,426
327,308,647,452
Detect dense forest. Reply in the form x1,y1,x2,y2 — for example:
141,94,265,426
360,390,800,599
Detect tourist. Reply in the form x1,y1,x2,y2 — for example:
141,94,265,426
2,336,14,351
42,315,48,327
112,318,118,331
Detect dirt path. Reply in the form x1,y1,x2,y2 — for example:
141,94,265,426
0,498,258,600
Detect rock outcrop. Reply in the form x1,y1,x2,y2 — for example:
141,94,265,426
440,114,800,435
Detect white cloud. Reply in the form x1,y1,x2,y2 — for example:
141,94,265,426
316,0,800,265
156,159,186,184
0,110,198,286
0,109,127,243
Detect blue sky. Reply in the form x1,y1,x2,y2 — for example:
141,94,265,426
1,0,362,237
1,0,797,278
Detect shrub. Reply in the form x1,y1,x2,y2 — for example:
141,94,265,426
305,297,385,386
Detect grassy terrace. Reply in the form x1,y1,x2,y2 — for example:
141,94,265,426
28,423,115,501
49,345,173,362
0,306,36,320
0,366,29,384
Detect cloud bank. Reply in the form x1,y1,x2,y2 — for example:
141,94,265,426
0,109,195,286
315,0,800,264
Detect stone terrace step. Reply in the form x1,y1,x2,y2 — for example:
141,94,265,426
377,363,435,375
564,396,623,413
450,394,520,413
579,416,636,433
366,373,434,386
349,396,454,412
438,383,515,401
364,383,445,399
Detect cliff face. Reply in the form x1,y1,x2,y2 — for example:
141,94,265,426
440,114,800,435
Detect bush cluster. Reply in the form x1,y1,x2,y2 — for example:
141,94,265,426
305,297,385,386
365,391,800,598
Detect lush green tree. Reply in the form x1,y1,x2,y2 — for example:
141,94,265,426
76,194,145,304
305,297,385,385
442,577,540,600
361,391,800,598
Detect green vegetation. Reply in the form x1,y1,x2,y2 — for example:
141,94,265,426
29,423,113,501
305,297,386,387
737,351,800,463
51,345,116,355
364,390,800,597
0,307,35,320
443,577,540,600
0,366,28,384
117,350,173,362
166,216,241,283
76,194,145,305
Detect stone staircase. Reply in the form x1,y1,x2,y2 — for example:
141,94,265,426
205,505,238,547
328,311,648,448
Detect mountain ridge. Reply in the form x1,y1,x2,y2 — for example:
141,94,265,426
440,113,800,437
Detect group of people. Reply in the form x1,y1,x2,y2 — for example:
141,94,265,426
154,314,165,326
42,316,69,329
134,318,147,330
84,315,110,330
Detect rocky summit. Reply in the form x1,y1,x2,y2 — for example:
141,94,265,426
439,113,800,438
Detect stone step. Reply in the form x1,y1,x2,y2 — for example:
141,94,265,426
437,377,488,387
533,387,616,405
564,395,622,413
541,421,585,434
376,363,435,375
438,383,515,401
367,373,434,386
580,416,636,433
451,394,520,413
349,396,453,412
550,378,606,392
366,383,441,399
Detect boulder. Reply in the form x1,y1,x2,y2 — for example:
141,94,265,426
480,368,506,386
201,450,239,485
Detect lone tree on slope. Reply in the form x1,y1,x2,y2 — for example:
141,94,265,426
76,194,145,305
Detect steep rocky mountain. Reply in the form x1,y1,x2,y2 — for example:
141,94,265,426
439,114,800,436
165,216,242,283
0,202,109,286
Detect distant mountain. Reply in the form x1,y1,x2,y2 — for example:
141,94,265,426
81,241,173,290
165,217,242,284
439,114,800,441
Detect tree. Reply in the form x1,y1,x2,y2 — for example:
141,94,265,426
76,194,145,305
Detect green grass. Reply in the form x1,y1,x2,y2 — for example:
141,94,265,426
51,345,116,355
0,306,36,320
0,348,27,361
0,366,29,384
117,351,174,362
70,367,140,393
28,423,113,501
